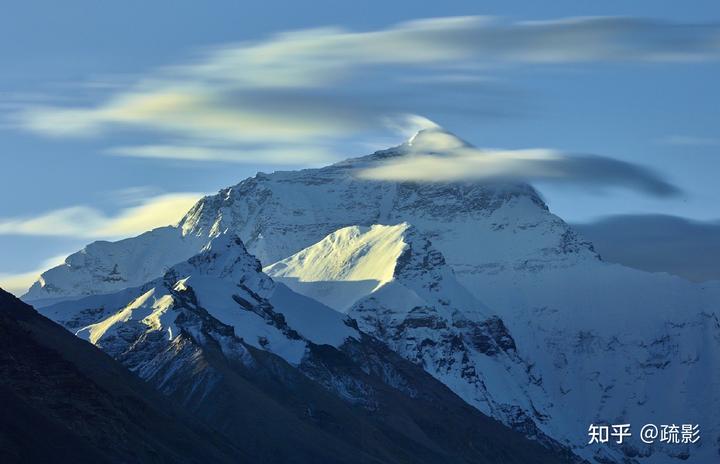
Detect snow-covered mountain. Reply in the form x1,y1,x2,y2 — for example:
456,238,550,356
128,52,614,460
25,128,581,305
41,233,358,368
266,223,555,442
27,128,720,463
468,257,720,464
24,226,205,306
38,232,575,464
266,222,720,463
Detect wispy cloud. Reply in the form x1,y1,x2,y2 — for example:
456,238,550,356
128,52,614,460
11,16,720,164
106,144,336,165
0,254,69,296
358,128,680,197
0,193,202,238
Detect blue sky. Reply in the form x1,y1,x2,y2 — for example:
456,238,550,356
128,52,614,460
1,0,719,293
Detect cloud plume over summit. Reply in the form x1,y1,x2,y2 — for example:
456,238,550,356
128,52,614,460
358,128,680,197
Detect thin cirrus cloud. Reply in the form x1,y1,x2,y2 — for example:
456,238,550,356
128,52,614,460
0,254,69,296
12,16,720,165
106,144,337,165
358,128,680,197
0,193,202,239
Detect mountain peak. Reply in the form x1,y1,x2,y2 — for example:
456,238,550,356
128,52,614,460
406,127,471,154
264,222,485,317
264,223,411,287
180,232,264,281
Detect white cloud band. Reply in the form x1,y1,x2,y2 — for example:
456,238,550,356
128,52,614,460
0,193,202,238
358,129,679,197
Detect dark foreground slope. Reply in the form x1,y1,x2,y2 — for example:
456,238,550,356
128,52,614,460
0,288,240,464
2,284,579,464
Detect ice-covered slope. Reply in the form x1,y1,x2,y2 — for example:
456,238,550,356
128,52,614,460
266,222,720,463
267,223,555,441
38,233,576,464
24,226,206,305
177,128,595,272
468,260,720,463
26,128,593,306
265,223,450,311
41,233,358,366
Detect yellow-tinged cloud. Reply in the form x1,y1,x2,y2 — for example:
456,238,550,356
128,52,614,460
0,254,69,296
15,15,720,161
106,144,336,165
20,87,358,143
93,193,203,237
0,193,202,239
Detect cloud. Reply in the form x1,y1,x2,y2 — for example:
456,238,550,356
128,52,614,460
382,114,441,139
12,16,720,164
0,254,69,296
106,144,336,165
19,87,365,141
188,16,720,88
357,128,680,197
573,214,720,282
0,193,202,238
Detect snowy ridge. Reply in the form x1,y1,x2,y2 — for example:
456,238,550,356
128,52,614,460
265,223,412,311
267,223,554,440
176,130,593,273
27,128,720,463
26,129,594,307
267,223,486,320
468,260,720,463
267,220,720,463
41,232,358,367
33,230,580,464
24,226,206,305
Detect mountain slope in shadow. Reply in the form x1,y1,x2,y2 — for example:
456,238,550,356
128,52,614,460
35,234,581,464
0,288,241,464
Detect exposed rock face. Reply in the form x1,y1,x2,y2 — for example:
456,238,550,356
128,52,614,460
265,220,720,463
38,234,577,464
267,223,558,447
